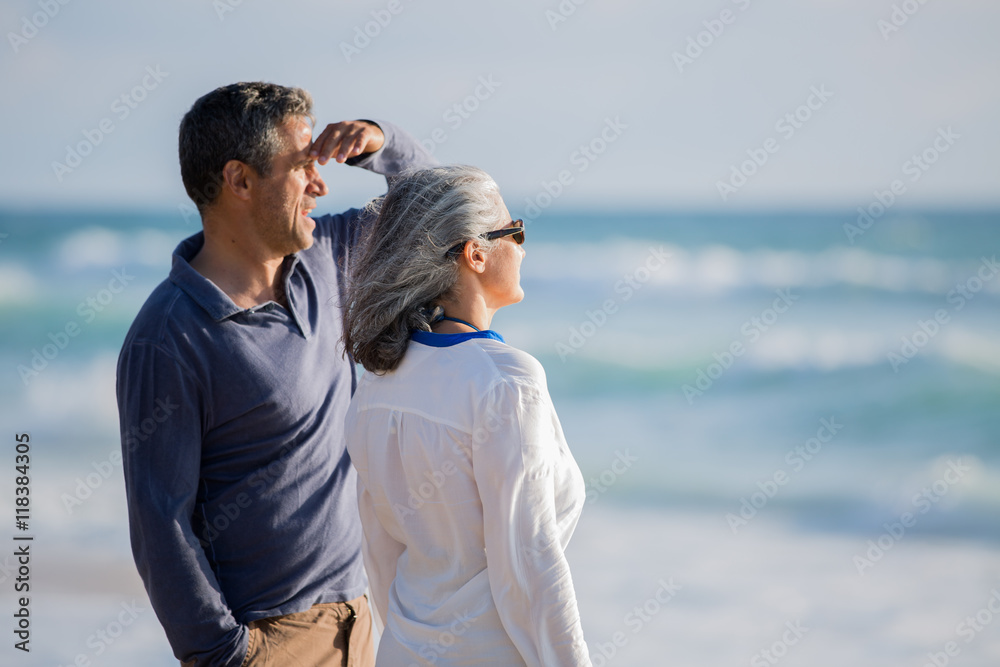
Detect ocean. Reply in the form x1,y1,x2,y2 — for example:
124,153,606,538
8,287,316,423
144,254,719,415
1,209,998,665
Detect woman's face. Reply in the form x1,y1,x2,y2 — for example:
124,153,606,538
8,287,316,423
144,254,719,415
480,200,526,310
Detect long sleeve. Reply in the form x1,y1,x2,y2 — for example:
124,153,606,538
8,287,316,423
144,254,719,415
355,474,405,634
347,118,439,176
314,119,440,261
117,341,247,667
472,375,592,667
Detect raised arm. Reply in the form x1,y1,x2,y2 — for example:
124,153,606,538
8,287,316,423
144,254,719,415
310,119,438,177
472,375,592,667
117,341,248,667
307,119,440,257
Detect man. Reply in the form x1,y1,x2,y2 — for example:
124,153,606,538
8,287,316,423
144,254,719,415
116,82,435,666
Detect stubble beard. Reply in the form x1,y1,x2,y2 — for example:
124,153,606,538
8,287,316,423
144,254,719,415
253,187,312,258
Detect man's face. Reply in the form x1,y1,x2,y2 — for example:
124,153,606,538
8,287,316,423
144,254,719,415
249,116,328,257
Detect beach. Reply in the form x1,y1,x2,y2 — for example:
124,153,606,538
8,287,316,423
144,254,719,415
2,210,998,664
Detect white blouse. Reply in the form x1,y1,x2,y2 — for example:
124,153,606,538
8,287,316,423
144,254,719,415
345,332,592,666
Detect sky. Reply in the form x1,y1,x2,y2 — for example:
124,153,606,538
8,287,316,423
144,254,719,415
1,0,998,214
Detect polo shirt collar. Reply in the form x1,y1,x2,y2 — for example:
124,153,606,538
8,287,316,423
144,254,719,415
169,233,241,322
169,233,310,338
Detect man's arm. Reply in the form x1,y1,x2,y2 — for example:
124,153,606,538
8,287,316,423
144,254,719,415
117,341,247,667
307,119,439,255
310,119,438,177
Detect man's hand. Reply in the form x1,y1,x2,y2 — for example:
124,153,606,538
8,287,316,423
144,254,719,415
310,121,385,165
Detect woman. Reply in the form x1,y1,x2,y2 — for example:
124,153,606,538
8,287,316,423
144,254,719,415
342,165,592,666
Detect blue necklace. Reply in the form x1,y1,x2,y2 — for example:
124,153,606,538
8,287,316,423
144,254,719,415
437,315,482,332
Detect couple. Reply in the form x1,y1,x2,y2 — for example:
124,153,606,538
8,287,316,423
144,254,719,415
117,82,591,666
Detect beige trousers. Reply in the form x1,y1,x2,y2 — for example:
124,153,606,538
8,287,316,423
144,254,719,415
239,595,374,667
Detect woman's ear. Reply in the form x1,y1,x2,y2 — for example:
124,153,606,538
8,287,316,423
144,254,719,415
462,242,488,274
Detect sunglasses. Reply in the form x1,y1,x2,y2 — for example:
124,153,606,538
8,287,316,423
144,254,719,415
445,219,525,259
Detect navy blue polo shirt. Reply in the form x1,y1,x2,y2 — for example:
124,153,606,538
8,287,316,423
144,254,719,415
116,121,436,667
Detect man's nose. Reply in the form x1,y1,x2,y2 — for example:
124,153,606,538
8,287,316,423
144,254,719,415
308,167,328,197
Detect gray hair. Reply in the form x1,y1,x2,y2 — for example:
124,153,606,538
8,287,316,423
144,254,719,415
179,82,314,212
342,165,508,374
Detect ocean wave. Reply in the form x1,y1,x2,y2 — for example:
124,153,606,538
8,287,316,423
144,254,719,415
0,263,38,304
747,329,888,371
740,327,999,373
579,453,1000,535
522,241,999,296
23,353,120,428
54,226,177,270
521,325,1000,375
941,328,1000,374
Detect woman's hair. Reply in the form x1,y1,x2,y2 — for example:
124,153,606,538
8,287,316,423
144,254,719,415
342,165,508,374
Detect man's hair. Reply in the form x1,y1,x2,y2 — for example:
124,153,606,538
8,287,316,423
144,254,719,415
178,82,314,212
